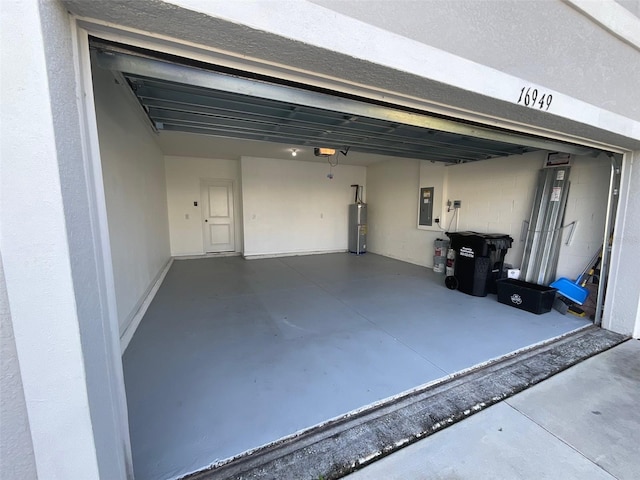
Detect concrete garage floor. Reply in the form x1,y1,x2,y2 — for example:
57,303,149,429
346,339,640,480
123,253,590,480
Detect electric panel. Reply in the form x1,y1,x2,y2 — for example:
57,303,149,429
419,187,434,226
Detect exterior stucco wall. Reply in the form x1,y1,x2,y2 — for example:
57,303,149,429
0,258,37,480
2,1,640,479
1,0,129,478
616,0,640,17
65,0,640,150
310,0,640,123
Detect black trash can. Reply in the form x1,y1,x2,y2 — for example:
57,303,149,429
446,231,513,297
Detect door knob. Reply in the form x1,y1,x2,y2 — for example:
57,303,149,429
205,219,208,222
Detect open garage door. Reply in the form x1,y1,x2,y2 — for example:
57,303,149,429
91,39,600,163
88,38,621,480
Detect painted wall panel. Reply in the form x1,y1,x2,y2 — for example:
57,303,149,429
241,157,366,257
92,65,171,333
165,155,242,255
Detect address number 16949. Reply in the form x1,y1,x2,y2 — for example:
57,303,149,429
517,87,552,111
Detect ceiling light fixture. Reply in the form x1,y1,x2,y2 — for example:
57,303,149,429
291,149,297,157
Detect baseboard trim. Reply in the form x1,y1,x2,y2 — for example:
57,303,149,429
174,252,242,260
367,250,431,269
243,249,347,260
120,257,174,353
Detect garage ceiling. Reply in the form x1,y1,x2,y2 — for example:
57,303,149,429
92,41,596,164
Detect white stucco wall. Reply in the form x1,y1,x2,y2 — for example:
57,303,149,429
616,0,640,16
165,156,243,256
310,0,640,124
92,64,172,334
241,157,366,257
1,0,129,477
0,258,37,479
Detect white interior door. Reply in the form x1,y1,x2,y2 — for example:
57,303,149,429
201,180,235,253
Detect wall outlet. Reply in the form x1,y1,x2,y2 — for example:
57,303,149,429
453,200,461,209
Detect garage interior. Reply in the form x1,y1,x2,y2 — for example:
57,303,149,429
89,41,616,480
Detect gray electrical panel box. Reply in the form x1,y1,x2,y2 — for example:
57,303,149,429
419,187,434,226
349,203,367,254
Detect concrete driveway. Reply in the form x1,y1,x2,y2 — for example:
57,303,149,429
345,339,640,480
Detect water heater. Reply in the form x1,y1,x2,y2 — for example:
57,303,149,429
348,203,367,255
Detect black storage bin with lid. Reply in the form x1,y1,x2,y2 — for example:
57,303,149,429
446,231,513,297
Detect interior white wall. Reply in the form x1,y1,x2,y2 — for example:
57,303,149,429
241,156,366,257
367,158,436,267
367,152,611,279
440,152,610,277
417,160,448,232
92,64,171,334
165,155,242,256
439,152,543,268
555,154,612,277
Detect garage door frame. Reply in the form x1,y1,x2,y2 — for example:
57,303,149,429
70,15,637,480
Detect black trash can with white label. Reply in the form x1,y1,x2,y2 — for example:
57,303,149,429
446,231,513,297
